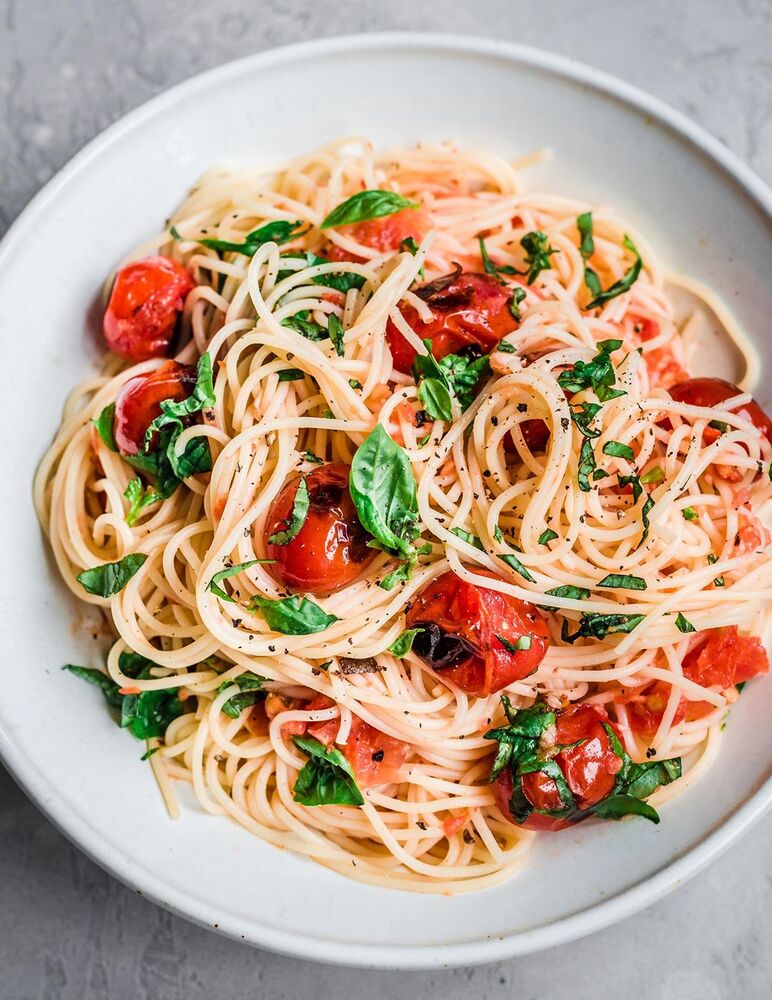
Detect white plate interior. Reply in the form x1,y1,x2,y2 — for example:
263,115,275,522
0,35,770,968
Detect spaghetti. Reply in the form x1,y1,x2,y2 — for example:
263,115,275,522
35,138,772,892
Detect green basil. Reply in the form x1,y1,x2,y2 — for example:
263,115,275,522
77,553,147,597
544,584,591,600
438,352,491,410
63,664,123,709
591,795,660,823
518,231,557,284
172,219,306,257
303,449,324,465
450,526,484,550
640,466,665,485
292,734,364,806
419,377,453,422
497,634,532,654
267,478,309,545
682,506,698,521
498,338,518,353
348,379,363,390
603,440,635,460
707,553,725,587
388,628,424,657
349,425,419,560
248,594,339,635
479,237,518,282
281,310,327,340
278,251,367,292
586,235,643,309
328,314,346,357
577,436,597,492
499,552,537,584
278,368,306,382
675,612,696,634
597,573,647,590
562,612,645,643
538,528,559,545
218,671,267,718
508,288,527,322
320,190,418,229
399,236,420,255
557,339,625,403
207,558,271,603
93,403,118,451
123,477,162,526
570,401,603,438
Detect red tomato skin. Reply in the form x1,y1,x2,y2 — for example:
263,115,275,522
386,272,517,374
113,361,197,455
325,207,430,262
303,695,410,787
405,570,549,696
263,463,375,597
103,255,195,361
624,680,687,738
668,378,772,445
683,626,769,688
493,703,623,831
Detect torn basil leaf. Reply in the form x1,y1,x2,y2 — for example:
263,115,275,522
293,734,364,806
218,671,267,719
248,594,339,635
172,219,307,257
561,612,645,643
123,477,162,526
268,478,309,545
538,528,559,545
328,314,346,357
603,440,635,460
586,235,643,309
321,190,418,229
675,612,696,634
93,403,118,452
388,628,424,657
207,558,271,603
597,573,647,591
76,553,147,597
558,339,625,403
544,584,591,600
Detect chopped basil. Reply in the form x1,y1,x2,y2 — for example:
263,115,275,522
518,231,557,284
348,378,363,390
76,553,147,597
218,671,267,719
267,478,309,545
619,473,654,548
597,573,647,590
399,236,420,255
497,634,532,654
570,401,602,438
579,221,644,309
248,594,339,635
544,584,591,600
93,403,118,451
562,612,645,643
207,558,271,603
388,628,424,657
538,528,559,545
577,436,597,492
603,440,635,460
479,237,518,281
412,344,490,417
499,551,537,584
498,338,517,353
172,219,307,257
450,526,484,550
278,368,305,382
63,664,123,709
278,251,367,292
417,432,431,447
557,339,625,403
320,190,418,229
593,469,609,481
640,466,665,485
675,612,696,634
591,794,660,823
708,419,729,433
303,450,324,465
281,310,327,340
292,734,364,806
123,478,162,526
438,352,491,410
576,212,604,301
350,425,419,562
707,553,725,587
328,314,346,357
418,376,453,422
508,287,527,322
682,506,698,521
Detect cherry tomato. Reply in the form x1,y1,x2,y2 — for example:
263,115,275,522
263,463,375,596
493,703,623,831
683,625,769,689
405,570,549,696
386,271,517,374
623,680,688,738
103,255,195,361
325,206,430,263
113,361,197,455
668,378,772,445
301,694,410,787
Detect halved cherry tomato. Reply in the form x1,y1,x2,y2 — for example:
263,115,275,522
300,694,410,787
325,206,430,263
113,361,197,455
668,378,772,445
104,255,195,361
386,270,517,374
493,703,623,831
405,569,549,696
623,680,688,738
263,463,375,596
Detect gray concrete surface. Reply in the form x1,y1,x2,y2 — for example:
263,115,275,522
1,1,771,997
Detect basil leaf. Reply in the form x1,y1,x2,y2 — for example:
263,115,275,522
591,794,660,823
117,650,184,739
63,664,123,709
497,634,532,653
77,553,147,597
123,477,162,526
592,469,609,481
177,219,306,257
508,287,526,322
577,213,603,298
328,314,346,357
278,251,367,292
499,552,537,584
450,526,484,550
623,757,682,800
350,425,418,560
303,449,324,465
438,352,491,410
349,379,363,390
577,436,596,492
378,560,411,591
418,377,453,422
478,237,518,281
682,506,698,521
218,671,267,719
281,310,327,340
93,403,118,451
399,236,420,255
562,612,645,643
518,231,557,284
557,340,625,403
544,584,591,600
268,478,309,545
675,612,696,633
603,440,635,460
586,235,643,309
538,528,558,545
248,594,339,635
321,190,418,229
498,338,518,353
640,466,664,485
388,627,424,657
292,734,364,806
278,368,305,382
707,553,725,587
570,401,602,438
207,558,270,603
597,573,647,590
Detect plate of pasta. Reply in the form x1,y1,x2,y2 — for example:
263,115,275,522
1,34,771,967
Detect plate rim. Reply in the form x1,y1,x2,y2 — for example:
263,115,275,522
1,31,771,969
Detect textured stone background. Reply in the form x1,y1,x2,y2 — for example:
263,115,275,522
1,1,771,997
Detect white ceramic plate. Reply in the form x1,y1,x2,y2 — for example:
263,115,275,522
1,34,770,970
